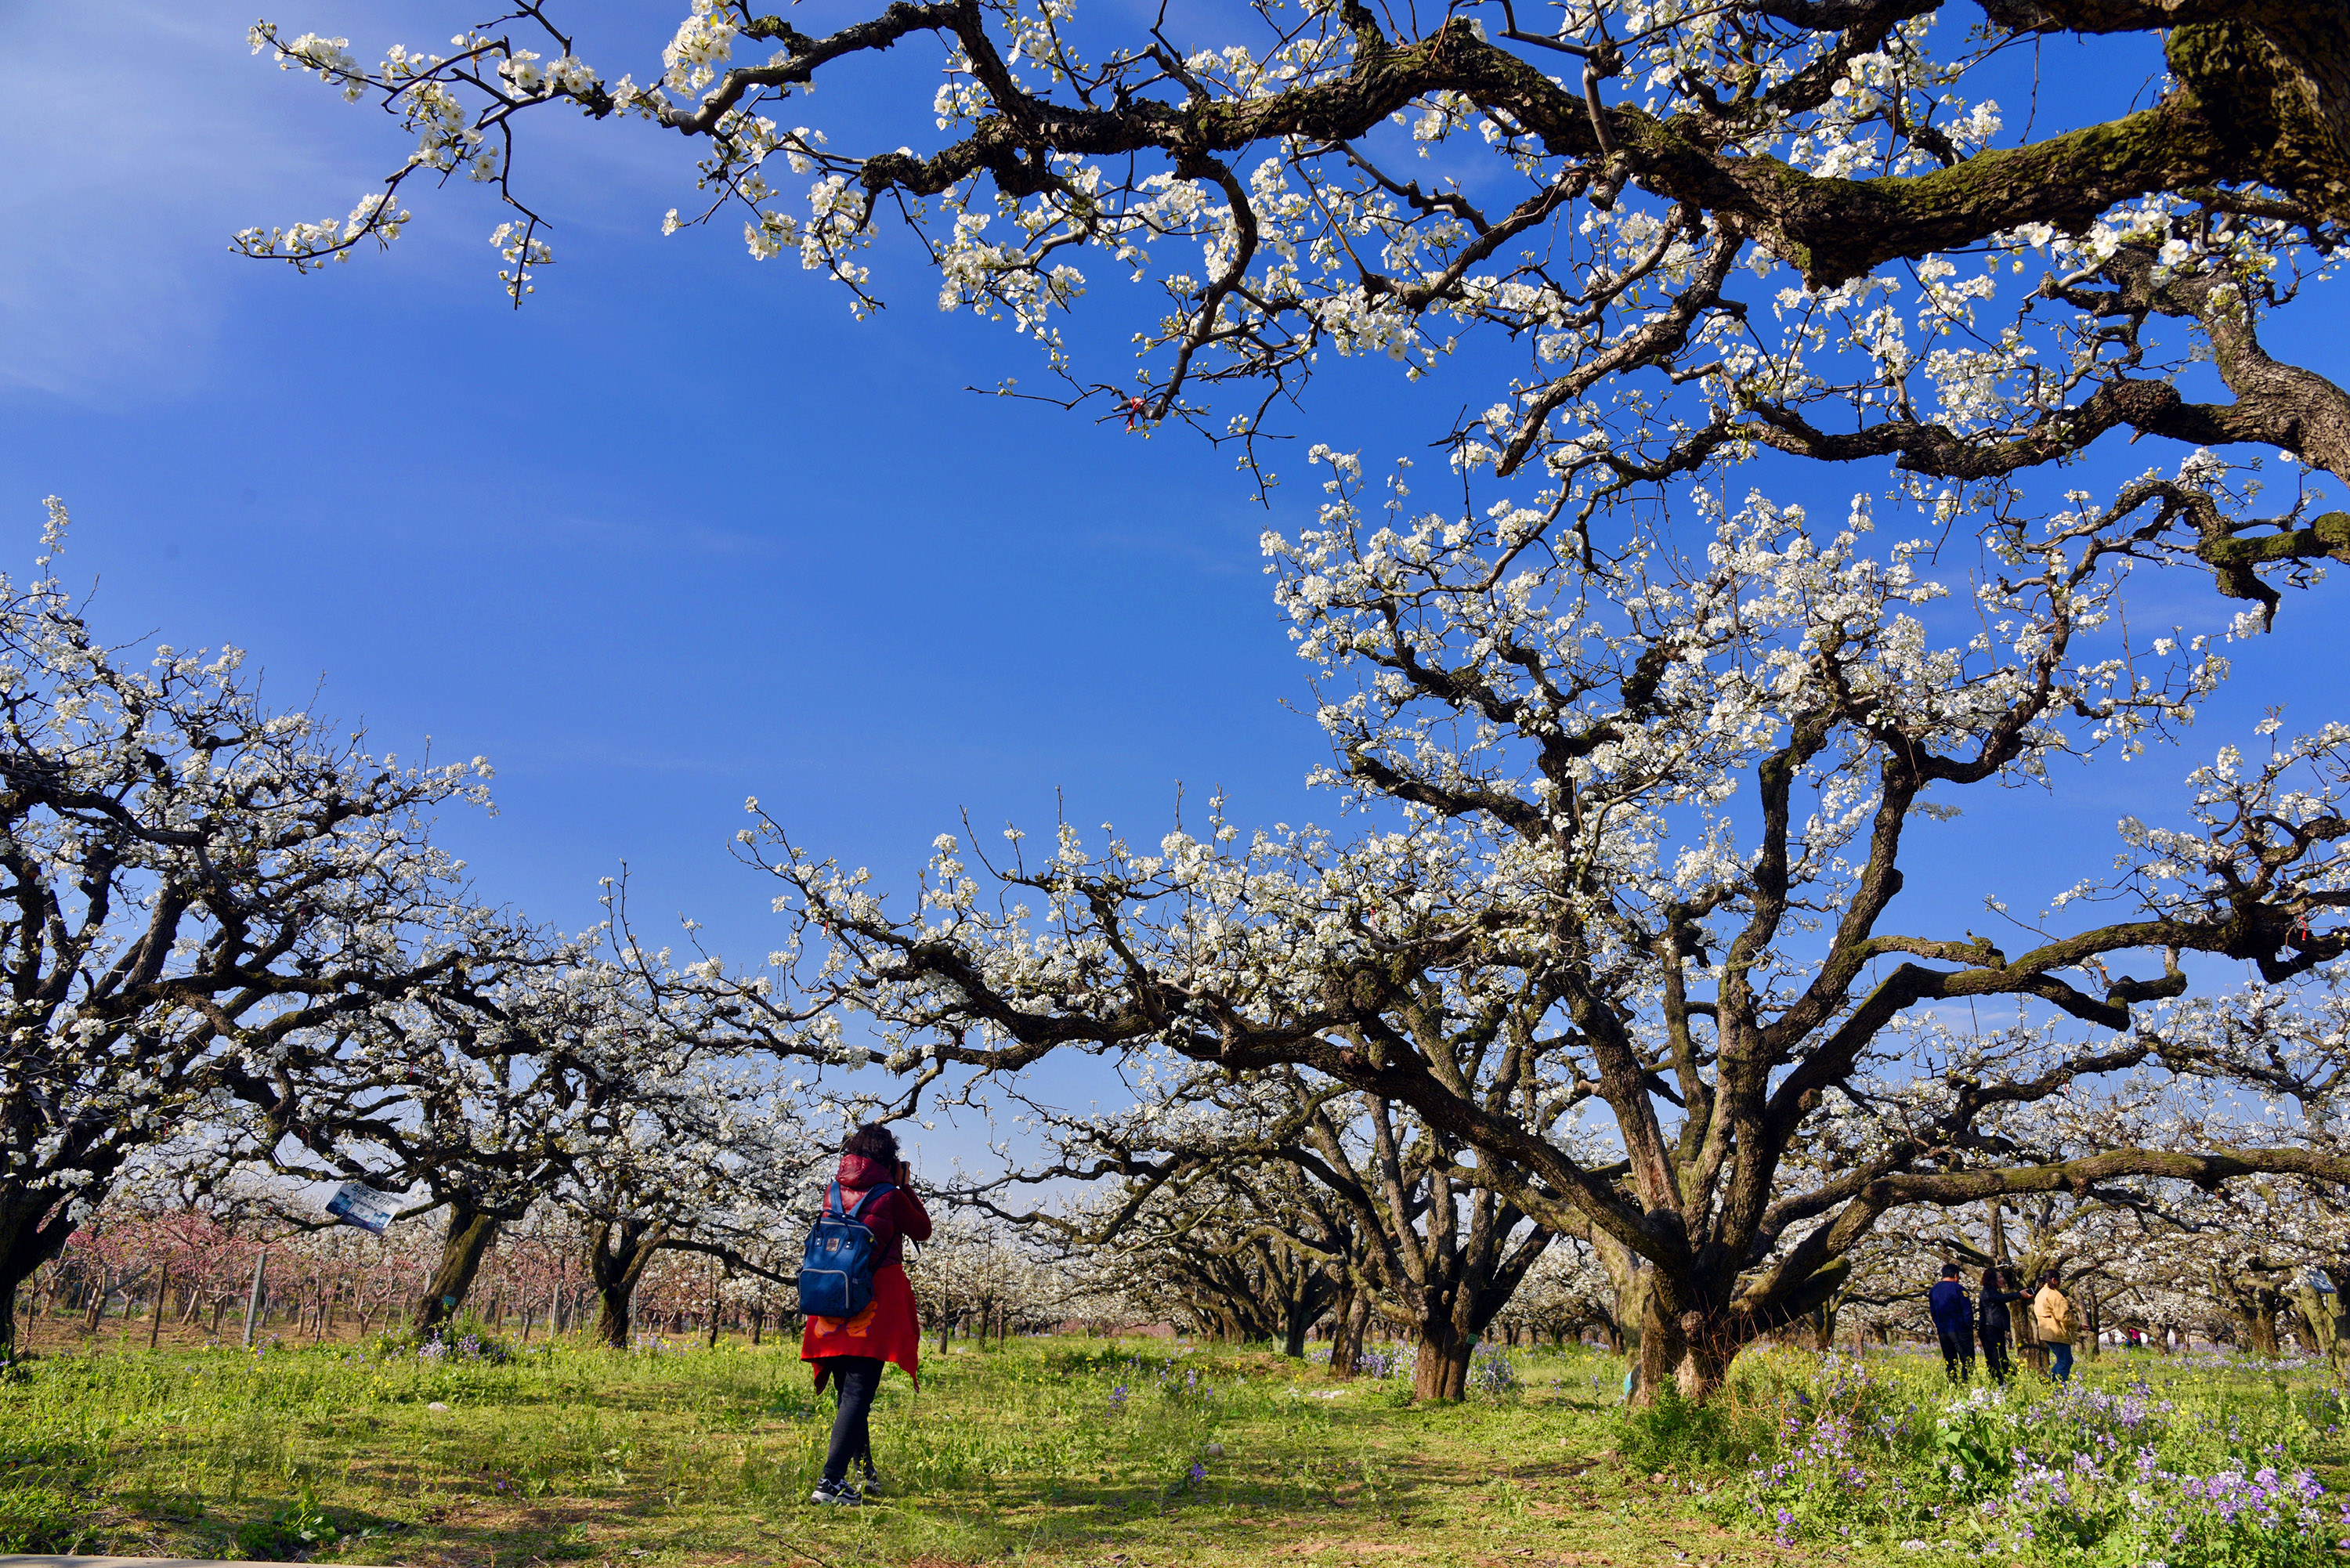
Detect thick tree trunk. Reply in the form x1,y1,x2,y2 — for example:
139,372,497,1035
0,1193,79,1353
2243,1295,2283,1357
1412,1321,1470,1403
584,1216,666,1349
1281,1275,1325,1358
1632,1294,1735,1407
1326,1285,1359,1376
592,1284,636,1347
2311,1271,2350,1367
414,1200,502,1329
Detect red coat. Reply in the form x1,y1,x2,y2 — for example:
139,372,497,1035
801,1157,930,1389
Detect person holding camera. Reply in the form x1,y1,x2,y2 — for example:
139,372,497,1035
802,1122,931,1505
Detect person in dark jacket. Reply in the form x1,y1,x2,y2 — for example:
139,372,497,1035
802,1122,933,1506
1929,1262,1974,1383
1976,1264,2026,1385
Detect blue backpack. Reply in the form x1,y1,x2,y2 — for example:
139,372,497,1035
797,1180,895,1319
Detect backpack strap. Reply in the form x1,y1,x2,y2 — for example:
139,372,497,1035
823,1180,846,1219
843,1182,896,1221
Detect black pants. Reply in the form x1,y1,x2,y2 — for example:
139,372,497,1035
819,1356,884,1483
1981,1330,2012,1384
1937,1330,1975,1382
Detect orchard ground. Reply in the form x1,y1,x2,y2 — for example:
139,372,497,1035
2,1322,2346,1568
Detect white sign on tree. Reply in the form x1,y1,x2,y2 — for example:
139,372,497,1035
326,1183,399,1236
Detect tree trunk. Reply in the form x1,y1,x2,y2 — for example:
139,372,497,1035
242,1253,269,1349
593,1281,638,1348
2244,1294,2283,1357
1632,1293,1734,1407
1412,1320,1471,1403
1329,1288,1366,1378
1281,1288,1315,1358
415,1201,503,1329
2316,1271,2350,1368
585,1217,666,1349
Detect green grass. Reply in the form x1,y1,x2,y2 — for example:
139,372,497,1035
0,1331,1775,1566
0,1330,2341,1566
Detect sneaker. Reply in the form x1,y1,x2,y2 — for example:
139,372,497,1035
809,1479,863,1507
859,1469,886,1495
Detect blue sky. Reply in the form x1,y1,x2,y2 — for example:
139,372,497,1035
5,4,2348,1166
0,4,1322,941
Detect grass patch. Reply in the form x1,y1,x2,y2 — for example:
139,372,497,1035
0,1330,2341,1566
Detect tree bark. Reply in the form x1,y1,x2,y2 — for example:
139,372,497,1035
585,1216,666,1349
2315,1270,2350,1368
1634,1292,1734,1405
241,1253,268,1349
1412,1320,1470,1403
414,1200,503,1329
1329,1288,1368,1378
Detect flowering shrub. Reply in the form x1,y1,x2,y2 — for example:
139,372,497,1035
1721,1354,2350,1566
1354,1345,1413,1382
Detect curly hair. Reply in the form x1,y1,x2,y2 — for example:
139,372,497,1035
842,1122,901,1164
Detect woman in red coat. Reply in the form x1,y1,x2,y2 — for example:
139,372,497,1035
803,1122,930,1505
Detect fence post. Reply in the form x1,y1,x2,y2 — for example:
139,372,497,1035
242,1252,269,1349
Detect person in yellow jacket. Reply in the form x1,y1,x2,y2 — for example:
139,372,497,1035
2032,1272,2077,1385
